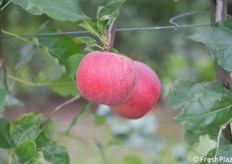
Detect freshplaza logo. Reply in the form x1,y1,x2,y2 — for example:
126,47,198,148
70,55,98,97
192,156,232,163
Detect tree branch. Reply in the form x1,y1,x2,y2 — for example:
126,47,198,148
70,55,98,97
210,0,232,143
104,9,120,52
215,0,227,21
42,96,81,125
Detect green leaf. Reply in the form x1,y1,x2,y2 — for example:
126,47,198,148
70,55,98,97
168,80,232,130
189,19,232,71
10,113,44,144
15,140,41,164
96,0,126,33
184,127,220,146
0,118,14,148
37,27,83,77
75,36,97,46
207,146,232,163
188,135,217,162
79,19,99,37
0,79,7,112
66,102,91,134
49,75,78,96
216,145,232,159
168,80,198,109
97,0,126,22
36,133,69,164
43,140,69,164
42,119,57,138
0,0,3,5
12,0,42,15
12,0,88,22
15,43,37,69
75,37,98,52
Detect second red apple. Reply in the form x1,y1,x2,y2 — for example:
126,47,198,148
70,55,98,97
111,61,161,119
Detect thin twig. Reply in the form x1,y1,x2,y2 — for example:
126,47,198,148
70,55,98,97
8,74,48,86
215,119,232,158
1,0,12,11
42,96,81,125
1,29,28,42
215,127,223,157
8,74,75,86
93,138,109,164
0,11,9,93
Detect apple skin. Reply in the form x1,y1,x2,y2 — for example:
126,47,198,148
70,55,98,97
111,61,161,119
76,51,137,105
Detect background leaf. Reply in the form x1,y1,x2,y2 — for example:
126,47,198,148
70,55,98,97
15,140,41,164
168,80,232,130
12,0,88,22
15,43,37,69
39,51,65,81
37,27,83,78
0,118,13,148
10,113,44,144
189,19,232,71
123,155,143,164
66,54,83,78
35,73,78,96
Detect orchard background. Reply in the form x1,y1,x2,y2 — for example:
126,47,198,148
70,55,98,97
0,0,232,164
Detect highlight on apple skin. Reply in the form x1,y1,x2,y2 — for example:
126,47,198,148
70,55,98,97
111,61,161,119
76,51,137,105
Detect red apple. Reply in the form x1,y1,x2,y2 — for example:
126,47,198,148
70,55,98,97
76,51,137,105
111,61,161,119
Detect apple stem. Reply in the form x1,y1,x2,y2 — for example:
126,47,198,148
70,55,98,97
103,8,120,52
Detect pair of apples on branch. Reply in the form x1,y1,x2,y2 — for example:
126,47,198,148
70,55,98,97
76,50,161,119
